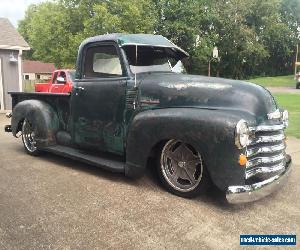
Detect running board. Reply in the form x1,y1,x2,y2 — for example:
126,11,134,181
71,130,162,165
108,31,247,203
44,145,125,173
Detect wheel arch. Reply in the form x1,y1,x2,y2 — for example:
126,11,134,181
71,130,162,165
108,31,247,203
11,99,59,148
125,108,248,191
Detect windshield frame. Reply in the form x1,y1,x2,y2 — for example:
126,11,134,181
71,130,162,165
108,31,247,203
121,45,188,75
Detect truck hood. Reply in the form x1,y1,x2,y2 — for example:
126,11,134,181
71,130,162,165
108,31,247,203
138,73,277,122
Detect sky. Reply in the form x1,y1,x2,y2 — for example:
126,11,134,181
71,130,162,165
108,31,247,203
0,0,47,27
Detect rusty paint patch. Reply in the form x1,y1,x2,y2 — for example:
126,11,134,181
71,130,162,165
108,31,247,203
159,82,232,90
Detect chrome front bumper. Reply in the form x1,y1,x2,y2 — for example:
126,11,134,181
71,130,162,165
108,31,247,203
226,156,292,204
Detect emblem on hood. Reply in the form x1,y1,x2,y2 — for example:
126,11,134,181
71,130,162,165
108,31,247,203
267,109,281,120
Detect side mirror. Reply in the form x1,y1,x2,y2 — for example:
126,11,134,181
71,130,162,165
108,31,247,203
57,76,66,84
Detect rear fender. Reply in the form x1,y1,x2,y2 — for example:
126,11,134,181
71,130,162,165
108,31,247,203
11,100,59,148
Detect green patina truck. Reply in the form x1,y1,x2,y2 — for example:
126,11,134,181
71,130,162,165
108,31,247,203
5,34,292,204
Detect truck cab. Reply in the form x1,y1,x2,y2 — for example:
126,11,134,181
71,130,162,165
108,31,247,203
5,34,292,204
35,69,75,93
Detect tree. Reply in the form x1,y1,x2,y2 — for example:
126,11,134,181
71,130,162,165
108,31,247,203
18,2,75,67
18,0,300,78
19,0,156,67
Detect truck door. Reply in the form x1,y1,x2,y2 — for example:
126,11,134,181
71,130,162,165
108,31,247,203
49,71,58,92
70,43,127,155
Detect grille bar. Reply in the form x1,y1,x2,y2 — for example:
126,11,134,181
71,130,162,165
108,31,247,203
245,121,286,179
246,143,285,157
249,132,285,145
246,153,285,168
250,124,285,132
245,161,286,179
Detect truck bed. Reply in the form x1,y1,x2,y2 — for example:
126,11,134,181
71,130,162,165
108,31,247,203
9,92,70,109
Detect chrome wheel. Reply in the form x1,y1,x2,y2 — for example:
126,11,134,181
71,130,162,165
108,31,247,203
160,140,203,192
22,119,37,153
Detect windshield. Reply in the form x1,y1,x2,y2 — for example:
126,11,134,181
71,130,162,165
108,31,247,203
69,70,76,81
123,45,187,74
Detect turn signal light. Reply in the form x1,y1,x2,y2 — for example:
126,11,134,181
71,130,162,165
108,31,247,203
239,154,247,166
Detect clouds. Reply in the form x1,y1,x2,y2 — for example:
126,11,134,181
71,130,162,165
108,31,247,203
0,0,47,27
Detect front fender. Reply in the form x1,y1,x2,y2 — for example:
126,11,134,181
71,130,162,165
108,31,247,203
125,108,255,190
11,100,59,148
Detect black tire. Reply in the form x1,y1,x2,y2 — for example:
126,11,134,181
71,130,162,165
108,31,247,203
157,139,210,198
296,83,300,89
21,118,40,156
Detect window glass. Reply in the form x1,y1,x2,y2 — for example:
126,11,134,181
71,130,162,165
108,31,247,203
24,75,29,80
69,70,76,81
123,45,187,74
52,72,58,83
84,45,122,78
60,71,66,80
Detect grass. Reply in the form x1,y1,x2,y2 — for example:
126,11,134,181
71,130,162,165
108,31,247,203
249,75,295,87
273,94,300,138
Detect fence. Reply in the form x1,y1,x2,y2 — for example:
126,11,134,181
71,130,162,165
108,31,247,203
23,79,47,92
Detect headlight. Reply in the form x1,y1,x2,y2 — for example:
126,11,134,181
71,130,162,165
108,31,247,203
282,110,289,128
235,120,250,149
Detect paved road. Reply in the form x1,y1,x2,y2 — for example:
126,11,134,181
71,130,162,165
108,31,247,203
267,86,300,94
0,114,299,249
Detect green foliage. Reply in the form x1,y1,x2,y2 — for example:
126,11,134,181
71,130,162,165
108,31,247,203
18,0,156,67
18,0,300,78
274,94,300,138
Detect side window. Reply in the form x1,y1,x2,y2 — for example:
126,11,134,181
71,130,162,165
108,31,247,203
59,71,66,83
52,72,58,84
83,45,123,78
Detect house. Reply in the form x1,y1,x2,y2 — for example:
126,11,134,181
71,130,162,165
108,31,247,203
23,60,56,81
0,18,30,111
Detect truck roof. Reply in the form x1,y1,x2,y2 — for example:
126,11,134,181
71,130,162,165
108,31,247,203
80,33,189,58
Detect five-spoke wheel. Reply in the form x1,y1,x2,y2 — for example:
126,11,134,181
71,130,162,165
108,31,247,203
158,139,209,197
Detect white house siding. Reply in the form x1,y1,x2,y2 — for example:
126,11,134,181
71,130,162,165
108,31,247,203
0,49,20,110
23,73,35,80
23,73,51,81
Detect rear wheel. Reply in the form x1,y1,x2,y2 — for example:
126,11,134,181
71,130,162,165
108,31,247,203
296,83,300,89
22,119,40,156
157,139,209,198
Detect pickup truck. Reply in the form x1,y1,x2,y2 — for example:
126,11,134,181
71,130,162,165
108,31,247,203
35,69,75,93
5,34,291,204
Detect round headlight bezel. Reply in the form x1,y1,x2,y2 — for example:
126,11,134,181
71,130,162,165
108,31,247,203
235,119,250,149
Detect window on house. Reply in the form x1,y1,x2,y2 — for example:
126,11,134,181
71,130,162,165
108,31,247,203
37,74,41,79
24,75,29,80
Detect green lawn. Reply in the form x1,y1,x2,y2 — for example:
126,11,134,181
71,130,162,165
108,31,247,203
273,94,300,138
249,75,295,87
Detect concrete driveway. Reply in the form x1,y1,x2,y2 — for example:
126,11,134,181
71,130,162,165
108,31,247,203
0,114,299,249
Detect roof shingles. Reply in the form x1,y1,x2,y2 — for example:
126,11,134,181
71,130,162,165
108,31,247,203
23,60,56,74
0,18,29,48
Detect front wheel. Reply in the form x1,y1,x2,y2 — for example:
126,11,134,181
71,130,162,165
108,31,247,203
157,139,210,198
22,118,40,156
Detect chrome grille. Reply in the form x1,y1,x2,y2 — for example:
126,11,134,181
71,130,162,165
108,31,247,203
245,123,286,179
